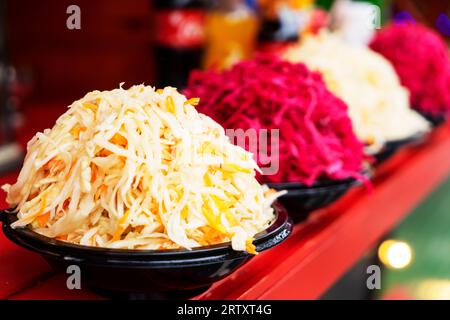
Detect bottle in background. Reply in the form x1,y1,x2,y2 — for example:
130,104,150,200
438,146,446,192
153,0,207,88
257,0,315,55
203,0,259,70
330,0,388,46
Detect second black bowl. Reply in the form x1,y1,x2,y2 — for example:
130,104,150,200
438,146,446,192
419,111,446,128
1,204,292,299
371,132,427,164
268,177,363,223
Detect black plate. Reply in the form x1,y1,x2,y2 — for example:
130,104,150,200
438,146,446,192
0,204,292,299
267,175,364,223
371,132,427,164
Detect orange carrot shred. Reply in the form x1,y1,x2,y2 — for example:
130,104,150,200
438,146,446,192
90,164,97,183
112,211,130,241
110,133,127,147
185,97,200,107
37,212,50,228
98,149,112,157
166,96,176,113
246,238,257,255
70,125,86,136
56,235,68,241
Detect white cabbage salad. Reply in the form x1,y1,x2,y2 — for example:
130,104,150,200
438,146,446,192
285,31,430,153
2,85,281,253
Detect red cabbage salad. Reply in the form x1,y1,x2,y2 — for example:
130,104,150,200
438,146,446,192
185,55,367,185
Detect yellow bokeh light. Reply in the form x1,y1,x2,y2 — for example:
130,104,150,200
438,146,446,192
378,240,413,269
416,279,450,300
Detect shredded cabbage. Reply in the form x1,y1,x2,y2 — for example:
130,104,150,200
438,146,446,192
285,31,430,153
2,85,280,253
185,55,366,185
370,23,450,116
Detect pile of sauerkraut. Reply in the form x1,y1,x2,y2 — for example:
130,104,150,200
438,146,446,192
185,55,366,185
285,31,430,152
370,23,450,116
2,85,280,253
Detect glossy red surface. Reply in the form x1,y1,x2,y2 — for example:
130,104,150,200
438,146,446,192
1,117,449,300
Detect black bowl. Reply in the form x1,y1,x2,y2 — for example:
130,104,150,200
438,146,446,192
371,132,427,164
267,176,364,223
0,205,292,299
419,111,446,128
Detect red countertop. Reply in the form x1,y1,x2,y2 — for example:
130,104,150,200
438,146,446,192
1,103,449,300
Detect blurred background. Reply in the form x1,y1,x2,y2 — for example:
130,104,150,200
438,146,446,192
0,0,449,299
4,0,449,101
